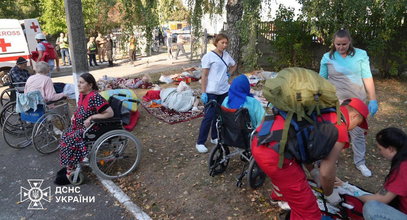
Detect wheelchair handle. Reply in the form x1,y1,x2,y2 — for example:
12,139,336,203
127,99,140,103
45,96,67,105
111,94,140,103
204,100,219,108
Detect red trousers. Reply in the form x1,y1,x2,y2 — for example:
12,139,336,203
252,144,321,220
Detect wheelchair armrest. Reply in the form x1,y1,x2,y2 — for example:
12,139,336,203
91,117,122,124
15,87,25,93
111,94,140,104
46,97,67,105
12,82,26,87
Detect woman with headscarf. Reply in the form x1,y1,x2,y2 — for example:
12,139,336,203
222,75,265,128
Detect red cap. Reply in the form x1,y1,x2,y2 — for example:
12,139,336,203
347,98,369,129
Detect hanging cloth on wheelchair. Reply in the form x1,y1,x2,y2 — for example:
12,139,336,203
16,90,45,113
16,91,46,123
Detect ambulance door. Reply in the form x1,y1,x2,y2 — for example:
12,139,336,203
23,19,42,54
0,19,30,71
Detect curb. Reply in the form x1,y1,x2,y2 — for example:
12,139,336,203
98,177,151,220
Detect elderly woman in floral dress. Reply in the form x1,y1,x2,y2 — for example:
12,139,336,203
54,73,113,185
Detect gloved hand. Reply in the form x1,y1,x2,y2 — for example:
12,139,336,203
368,100,378,117
226,72,231,78
201,92,208,104
325,188,342,206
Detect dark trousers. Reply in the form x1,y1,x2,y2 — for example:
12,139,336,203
88,54,97,66
129,49,136,61
197,93,228,145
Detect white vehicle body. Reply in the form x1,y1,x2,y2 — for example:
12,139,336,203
0,19,42,72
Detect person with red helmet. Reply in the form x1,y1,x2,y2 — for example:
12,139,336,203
252,98,369,219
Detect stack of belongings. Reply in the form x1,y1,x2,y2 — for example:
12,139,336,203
100,89,140,131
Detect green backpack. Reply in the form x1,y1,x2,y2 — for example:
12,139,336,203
262,67,341,167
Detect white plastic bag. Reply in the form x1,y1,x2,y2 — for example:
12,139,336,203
176,81,190,93
159,75,173,84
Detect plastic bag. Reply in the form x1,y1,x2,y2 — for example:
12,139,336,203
159,75,173,84
176,81,190,93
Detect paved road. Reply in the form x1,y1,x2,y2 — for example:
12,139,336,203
1,51,199,94
0,131,132,220
0,52,197,220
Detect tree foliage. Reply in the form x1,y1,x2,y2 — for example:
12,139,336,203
240,0,261,71
188,0,271,72
40,0,119,36
268,5,313,70
119,0,159,55
0,0,41,19
300,0,407,76
159,0,190,22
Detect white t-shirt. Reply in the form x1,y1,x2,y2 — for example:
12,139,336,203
201,50,236,95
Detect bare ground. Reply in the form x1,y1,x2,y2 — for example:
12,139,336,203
114,75,407,220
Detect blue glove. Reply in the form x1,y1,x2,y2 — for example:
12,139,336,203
368,100,378,117
201,93,208,104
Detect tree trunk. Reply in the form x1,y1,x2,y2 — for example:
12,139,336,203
226,0,243,73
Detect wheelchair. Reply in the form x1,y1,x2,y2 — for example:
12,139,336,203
207,101,266,189
68,94,142,185
0,72,25,107
1,92,69,154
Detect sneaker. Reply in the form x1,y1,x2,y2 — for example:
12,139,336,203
210,138,218,145
195,144,208,153
82,157,89,163
53,127,63,136
191,106,199,112
357,164,372,177
278,201,291,210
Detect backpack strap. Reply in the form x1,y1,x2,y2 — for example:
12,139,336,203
211,51,228,68
258,115,274,136
257,115,278,145
278,111,294,168
336,101,342,125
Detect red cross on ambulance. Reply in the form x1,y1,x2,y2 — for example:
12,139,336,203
0,38,12,52
30,22,39,32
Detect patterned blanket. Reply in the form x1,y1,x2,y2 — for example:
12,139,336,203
141,99,204,124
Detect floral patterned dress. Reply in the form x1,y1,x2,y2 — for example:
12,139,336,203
59,91,109,167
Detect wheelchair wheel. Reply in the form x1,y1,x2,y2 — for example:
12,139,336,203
68,172,85,186
32,112,67,154
2,113,33,149
0,101,16,128
90,130,142,179
247,158,266,189
0,88,14,107
208,144,230,176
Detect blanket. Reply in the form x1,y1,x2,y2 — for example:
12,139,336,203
97,76,152,91
141,99,203,124
160,88,195,112
275,181,370,220
100,89,139,112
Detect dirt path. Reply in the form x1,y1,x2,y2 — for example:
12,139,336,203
116,78,407,219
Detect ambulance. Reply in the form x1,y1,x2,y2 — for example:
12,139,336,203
0,19,41,84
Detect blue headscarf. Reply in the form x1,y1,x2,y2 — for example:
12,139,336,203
227,75,253,109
